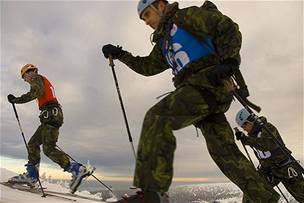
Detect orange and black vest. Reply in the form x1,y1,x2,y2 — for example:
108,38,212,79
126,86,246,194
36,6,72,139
38,76,58,109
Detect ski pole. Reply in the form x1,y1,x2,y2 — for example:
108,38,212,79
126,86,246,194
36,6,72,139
233,127,289,203
108,54,136,160
233,128,254,166
11,103,47,197
12,103,29,153
232,90,304,174
55,145,115,195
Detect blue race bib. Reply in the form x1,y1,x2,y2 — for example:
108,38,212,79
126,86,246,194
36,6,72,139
162,24,215,75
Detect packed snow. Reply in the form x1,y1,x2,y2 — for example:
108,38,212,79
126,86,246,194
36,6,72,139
0,168,298,202
0,168,116,203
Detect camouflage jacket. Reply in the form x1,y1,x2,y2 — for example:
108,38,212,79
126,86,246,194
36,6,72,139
243,117,291,171
120,1,241,91
12,74,59,110
12,74,44,104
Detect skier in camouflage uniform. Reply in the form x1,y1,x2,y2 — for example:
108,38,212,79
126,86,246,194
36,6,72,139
7,64,91,190
102,0,280,202
235,108,304,202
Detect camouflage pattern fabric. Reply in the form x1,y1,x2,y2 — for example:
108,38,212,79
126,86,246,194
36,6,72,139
241,118,304,202
12,74,70,169
28,118,69,168
131,84,279,202
133,84,215,192
119,1,280,202
12,74,44,104
120,1,242,79
200,121,280,202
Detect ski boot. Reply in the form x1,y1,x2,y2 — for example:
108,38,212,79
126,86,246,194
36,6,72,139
113,190,169,203
8,163,39,188
65,162,95,194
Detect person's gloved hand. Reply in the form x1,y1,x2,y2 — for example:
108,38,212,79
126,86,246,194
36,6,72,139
207,63,234,83
102,44,126,59
7,94,16,103
235,131,246,141
207,58,239,85
237,86,250,98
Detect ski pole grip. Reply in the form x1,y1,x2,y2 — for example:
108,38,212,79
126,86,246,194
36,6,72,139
109,55,114,67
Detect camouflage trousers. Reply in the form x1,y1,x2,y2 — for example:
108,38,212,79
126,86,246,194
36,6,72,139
28,106,70,169
133,85,280,202
280,173,304,202
243,163,304,202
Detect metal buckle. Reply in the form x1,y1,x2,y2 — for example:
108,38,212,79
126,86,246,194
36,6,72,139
43,111,48,119
52,107,58,116
40,110,48,119
288,167,298,178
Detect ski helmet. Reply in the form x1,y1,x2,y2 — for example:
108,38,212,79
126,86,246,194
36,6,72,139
137,0,158,19
235,108,251,127
20,64,38,78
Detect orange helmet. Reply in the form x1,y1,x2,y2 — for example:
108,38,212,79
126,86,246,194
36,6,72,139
20,64,38,78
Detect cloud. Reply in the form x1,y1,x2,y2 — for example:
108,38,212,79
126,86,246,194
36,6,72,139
1,1,302,181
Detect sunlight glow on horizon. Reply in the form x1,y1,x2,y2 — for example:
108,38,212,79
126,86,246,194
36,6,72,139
0,155,226,182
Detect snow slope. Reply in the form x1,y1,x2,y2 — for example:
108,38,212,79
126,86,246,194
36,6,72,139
0,168,116,203
0,168,298,203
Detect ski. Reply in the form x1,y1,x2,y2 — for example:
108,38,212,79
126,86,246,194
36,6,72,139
45,190,104,202
0,181,76,202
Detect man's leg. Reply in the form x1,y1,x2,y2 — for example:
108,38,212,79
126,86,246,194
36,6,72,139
199,120,280,202
40,106,70,168
134,85,214,193
28,125,43,164
8,126,43,185
41,124,70,168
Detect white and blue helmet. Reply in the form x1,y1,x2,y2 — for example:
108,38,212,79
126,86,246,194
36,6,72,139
235,108,251,127
137,0,158,18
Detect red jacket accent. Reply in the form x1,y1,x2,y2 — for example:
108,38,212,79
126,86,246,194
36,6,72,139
38,76,58,108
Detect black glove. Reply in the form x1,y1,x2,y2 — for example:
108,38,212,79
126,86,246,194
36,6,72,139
208,63,235,82
207,58,239,85
102,44,126,59
235,131,246,141
236,86,250,98
7,94,16,103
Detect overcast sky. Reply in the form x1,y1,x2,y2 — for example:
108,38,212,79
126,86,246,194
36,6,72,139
1,0,303,183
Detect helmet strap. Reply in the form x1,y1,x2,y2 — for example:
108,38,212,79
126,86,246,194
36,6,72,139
150,4,163,18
